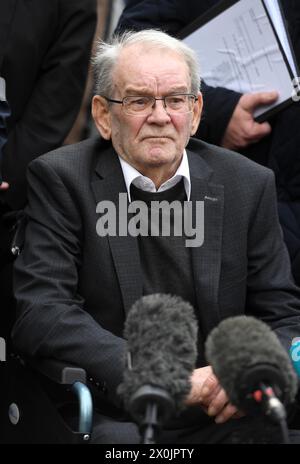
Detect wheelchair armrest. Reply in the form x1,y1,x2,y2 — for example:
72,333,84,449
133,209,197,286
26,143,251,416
24,357,93,436
28,357,87,385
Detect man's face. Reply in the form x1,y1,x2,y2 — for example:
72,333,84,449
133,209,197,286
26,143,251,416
93,44,202,178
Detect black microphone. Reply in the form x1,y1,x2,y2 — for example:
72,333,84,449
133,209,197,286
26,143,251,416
205,316,298,426
118,294,198,444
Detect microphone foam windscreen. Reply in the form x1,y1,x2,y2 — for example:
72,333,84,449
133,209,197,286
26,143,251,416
118,294,198,410
205,316,297,408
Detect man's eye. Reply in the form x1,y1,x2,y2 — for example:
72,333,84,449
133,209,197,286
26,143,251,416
130,98,149,106
168,96,185,105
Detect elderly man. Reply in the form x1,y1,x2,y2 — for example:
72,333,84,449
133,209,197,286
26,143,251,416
12,30,300,444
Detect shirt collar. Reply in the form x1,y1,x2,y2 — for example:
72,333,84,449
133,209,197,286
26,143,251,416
118,149,191,202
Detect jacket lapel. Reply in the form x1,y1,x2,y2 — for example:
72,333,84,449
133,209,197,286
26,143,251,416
90,141,224,334
188,149,224,338
91,144,143,315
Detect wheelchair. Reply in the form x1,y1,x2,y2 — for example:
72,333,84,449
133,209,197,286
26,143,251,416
0,212,93,444
0,354,93,444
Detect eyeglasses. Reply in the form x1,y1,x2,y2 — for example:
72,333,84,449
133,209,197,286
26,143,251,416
103,94,197,116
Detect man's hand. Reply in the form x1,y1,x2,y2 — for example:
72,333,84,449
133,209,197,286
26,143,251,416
221,91,278,150
0,181,9,191
185,366,244,424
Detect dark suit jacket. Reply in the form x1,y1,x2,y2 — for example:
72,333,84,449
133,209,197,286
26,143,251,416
11,136,300,412
0,0,96,210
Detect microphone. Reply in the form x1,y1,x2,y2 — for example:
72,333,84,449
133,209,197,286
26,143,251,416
118,293,198,444
205,316,298,426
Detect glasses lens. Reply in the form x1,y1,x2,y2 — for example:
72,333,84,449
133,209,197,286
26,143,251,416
165,95,195,113
123,96,152,115
122,94,196,115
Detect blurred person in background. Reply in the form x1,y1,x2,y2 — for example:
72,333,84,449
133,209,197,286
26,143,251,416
0,0,97,338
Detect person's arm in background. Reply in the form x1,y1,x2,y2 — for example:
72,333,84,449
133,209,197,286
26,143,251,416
0,0,97,209
115,0,278,148
196,82,242,145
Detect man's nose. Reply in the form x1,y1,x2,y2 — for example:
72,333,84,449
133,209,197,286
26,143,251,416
147,99,171,123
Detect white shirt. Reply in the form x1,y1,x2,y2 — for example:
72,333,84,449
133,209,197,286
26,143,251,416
118,149,191,202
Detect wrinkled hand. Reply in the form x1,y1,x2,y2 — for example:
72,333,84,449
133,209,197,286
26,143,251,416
221,91,278,150
185,366,244,424
0,181,9,191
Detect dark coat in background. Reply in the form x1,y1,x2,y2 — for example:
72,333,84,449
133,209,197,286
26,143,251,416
116,0,300,285
0,0,97,339
0,0,97,211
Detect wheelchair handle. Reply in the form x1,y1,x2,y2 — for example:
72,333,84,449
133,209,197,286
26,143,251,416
71,381,93,435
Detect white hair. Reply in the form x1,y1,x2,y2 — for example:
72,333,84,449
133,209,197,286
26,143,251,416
92,29,201,97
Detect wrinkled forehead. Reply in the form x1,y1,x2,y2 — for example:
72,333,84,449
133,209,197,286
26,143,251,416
112,44,191,95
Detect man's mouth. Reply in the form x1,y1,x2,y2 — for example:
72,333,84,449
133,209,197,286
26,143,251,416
142,136,172,141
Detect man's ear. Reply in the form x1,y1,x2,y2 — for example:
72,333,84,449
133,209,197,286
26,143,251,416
190,92,203,136
92,95,112,140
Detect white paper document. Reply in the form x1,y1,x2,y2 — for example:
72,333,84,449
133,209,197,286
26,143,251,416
182,0,297,119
